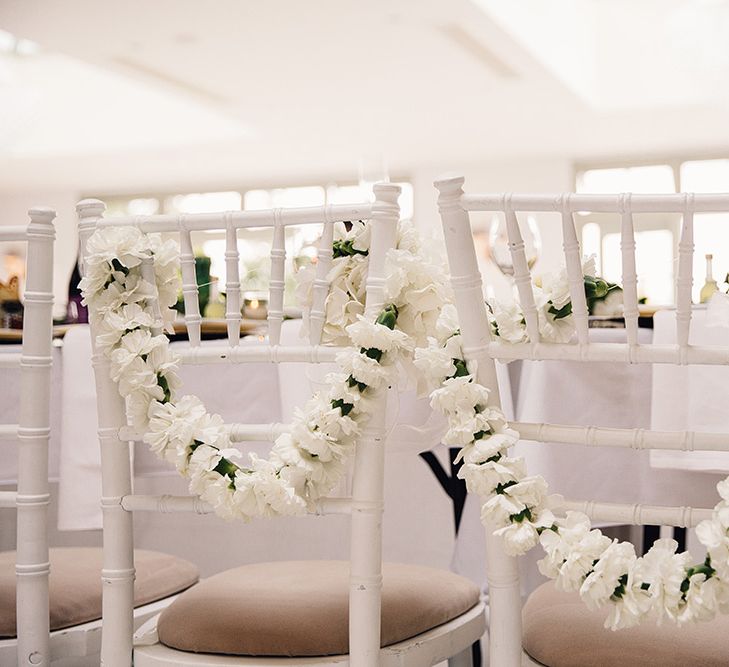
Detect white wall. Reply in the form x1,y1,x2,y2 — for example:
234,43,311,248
0,190,80,319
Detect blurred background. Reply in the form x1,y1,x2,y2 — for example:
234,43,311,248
2,0,729,316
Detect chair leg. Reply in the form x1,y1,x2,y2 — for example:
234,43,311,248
448,648,474,667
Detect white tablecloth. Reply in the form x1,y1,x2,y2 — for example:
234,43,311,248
651,307,729,473
0,344,63,484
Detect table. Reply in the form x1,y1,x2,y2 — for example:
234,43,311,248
652,305,729,473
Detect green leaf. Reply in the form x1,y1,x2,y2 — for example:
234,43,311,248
331,398,355,416
361,347,383,362
110,258,130,275
347,375,368,392
376,304,399,330
451,358,470,378
509,507,533,523
332,237,369,259
610,573,629,601
495,480,518,494
157,373,172,403
213,457,239,480
548,301,572,320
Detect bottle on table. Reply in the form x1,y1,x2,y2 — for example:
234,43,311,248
699,253,719,304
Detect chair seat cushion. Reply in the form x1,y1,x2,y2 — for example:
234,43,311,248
157,560,481,657
0,547,199,638
522,581,729,667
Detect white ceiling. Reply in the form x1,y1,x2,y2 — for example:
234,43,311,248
1,0,729,193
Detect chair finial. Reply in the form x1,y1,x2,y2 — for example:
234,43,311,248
27,207,56,225
76,198,106,218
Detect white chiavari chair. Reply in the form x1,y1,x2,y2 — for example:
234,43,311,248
435,175,729,667
0,208,54,666
0,209,197,667
78,182,485,667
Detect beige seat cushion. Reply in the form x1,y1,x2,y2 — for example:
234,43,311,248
0,547,199,638
523,581,729,667
157,560,481,657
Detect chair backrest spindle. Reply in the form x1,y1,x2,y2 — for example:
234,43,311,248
15,207,55,667
619,195,640,349
267,211,286,346
179,223,202,347
224,215,242,345
308,217,335,345
436,177,523,667
676,195,695,352
504,197,540,343
560,196,590,346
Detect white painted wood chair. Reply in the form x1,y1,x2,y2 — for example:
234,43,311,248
435,175,729,667
0,210,197,667
0,208,55,666
78,182,485,667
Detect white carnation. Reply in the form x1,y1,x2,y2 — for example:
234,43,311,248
580,541,637,609
346,316,412,355
336,348,393,389
430,376,490,417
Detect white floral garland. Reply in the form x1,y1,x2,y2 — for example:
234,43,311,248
82,220,729,631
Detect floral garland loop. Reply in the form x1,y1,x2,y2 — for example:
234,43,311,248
82,221,729,631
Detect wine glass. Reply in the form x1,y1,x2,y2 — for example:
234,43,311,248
488,213,541,277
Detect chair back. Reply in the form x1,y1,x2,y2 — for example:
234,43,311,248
435,174,729,666
78,183,400,666
0,209,55,666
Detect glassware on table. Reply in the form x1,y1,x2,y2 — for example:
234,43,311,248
242,291,268,320
488,213,541,277
700,253,719,304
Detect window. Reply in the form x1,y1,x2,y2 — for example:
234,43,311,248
577,165,676,195
575,159,729,303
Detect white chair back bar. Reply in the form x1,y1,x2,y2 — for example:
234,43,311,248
224,219,241,345
308,220,335,345
619,198,640,347
487,339,729,364
119,493,353,516
78,200,136,666
0,353,22,369
267,212,286,345
179,226,203,347
555,498,712,529
676,198,695,349
437,177,729,667
177,343,339,365
461,191,729,213
0,424,19,439
436,176,523,667
559,198,589,346
78,184,400,667
119,421,292,443
90,203,375,231
347,183,400,666
0,492,17,509
514,421,729,453
504,199,540,343
15,207,55,667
